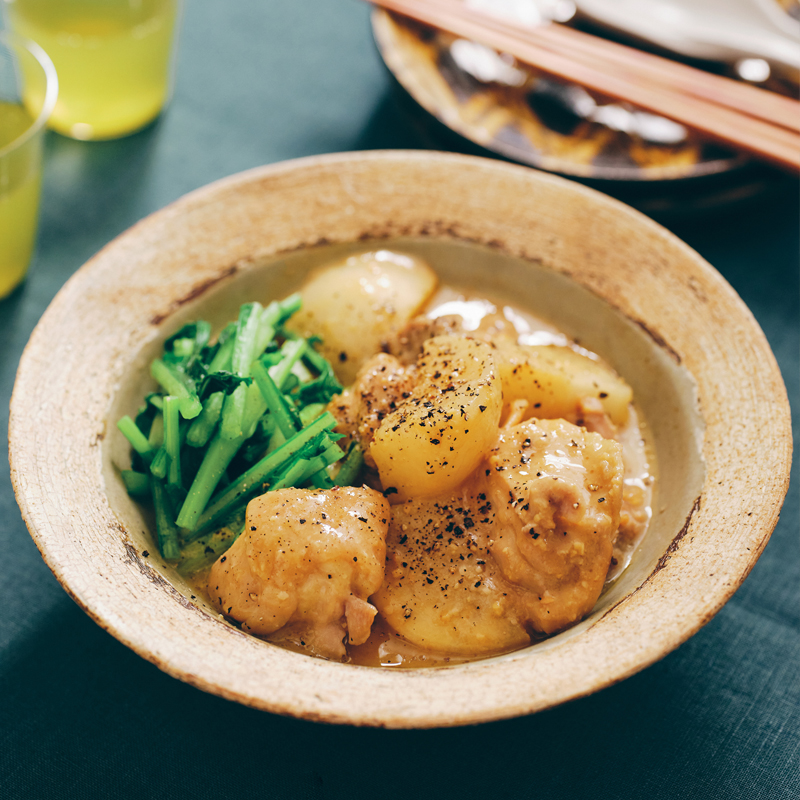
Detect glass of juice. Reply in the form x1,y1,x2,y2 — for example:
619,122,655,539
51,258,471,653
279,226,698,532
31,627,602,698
5,0,181,140
0,32,57,299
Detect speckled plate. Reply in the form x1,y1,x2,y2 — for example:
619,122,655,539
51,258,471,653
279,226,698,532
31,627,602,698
371,10,751,182
9,151,792,727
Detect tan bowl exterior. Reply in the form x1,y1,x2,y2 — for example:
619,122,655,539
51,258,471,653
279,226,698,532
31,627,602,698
9,151,791,728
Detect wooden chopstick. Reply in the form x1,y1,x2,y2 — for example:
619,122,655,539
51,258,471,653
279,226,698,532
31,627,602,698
520,18,800,134
368,0,800,171
400,0,800,133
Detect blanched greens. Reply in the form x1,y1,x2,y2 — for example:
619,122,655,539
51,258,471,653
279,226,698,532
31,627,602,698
117,295,359,572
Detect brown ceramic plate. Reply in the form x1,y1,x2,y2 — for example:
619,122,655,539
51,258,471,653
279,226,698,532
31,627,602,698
371,10,748,182
9,151,791,727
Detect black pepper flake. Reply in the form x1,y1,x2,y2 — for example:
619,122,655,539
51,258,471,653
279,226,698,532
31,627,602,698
430,438,440,445
299,519,306,524
357,516,368,523
599,392,608,398
204,546,214,554
220,556,227,563
598,497,606,503
463,517,474,528
338,351,348,362
474,581,482,588
426,578,434,585
534,402,541,408
142,550,150,558
250,526,257,531
479,405,487,412
353,556,358,562
399,534,408,544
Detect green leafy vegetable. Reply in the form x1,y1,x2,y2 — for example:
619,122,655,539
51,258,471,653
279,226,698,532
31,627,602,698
118,295,362,569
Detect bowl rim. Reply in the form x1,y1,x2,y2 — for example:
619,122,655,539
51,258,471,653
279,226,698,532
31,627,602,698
9,150,792,727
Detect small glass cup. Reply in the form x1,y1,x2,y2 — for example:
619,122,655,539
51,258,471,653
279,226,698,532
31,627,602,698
5,0,181,141
0,32,57,299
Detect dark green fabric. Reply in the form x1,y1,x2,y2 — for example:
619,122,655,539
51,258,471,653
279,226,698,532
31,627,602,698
1,2,797,798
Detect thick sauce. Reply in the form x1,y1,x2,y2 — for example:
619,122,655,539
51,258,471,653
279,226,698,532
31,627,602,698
191,286,655,668
358,292,652,667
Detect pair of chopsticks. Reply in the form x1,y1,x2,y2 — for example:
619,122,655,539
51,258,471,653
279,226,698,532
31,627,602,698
368,0,800,171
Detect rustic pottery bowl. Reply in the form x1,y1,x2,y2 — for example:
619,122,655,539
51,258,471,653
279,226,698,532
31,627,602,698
9,151,791,728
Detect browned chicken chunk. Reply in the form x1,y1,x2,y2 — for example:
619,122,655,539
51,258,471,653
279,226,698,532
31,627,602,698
327,353,417,468
208,486,390,659
486,418,624,634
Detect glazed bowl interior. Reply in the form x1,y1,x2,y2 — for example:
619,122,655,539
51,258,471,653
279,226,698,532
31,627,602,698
107,238,703,646
10,151,790,727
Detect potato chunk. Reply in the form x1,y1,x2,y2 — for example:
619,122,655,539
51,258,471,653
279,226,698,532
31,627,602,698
208,486,390,659
370,335,502,500
497,344,632,426
371,490,530,655
288,250,438,385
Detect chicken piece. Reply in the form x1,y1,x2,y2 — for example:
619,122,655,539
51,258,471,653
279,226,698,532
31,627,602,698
485,418,623,634
208,486,390,660
615,483,650,558
371,488,530,655
577,396,617,440
386,314,464,364
326,353,417,469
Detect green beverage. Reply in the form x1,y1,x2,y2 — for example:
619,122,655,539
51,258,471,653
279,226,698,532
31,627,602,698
0,102,42,298
0,34,56,299
7,0,180,140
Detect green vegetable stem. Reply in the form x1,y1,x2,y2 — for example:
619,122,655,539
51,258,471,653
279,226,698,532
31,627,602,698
118,295,358,568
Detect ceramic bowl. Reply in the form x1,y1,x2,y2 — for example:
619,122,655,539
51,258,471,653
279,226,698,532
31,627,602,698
9,151,791,727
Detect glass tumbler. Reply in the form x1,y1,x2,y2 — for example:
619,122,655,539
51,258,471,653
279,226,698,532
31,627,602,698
0,32,57,299
5,0,181,140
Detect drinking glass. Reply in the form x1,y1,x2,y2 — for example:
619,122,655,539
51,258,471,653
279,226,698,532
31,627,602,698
5,0,181,141
0,32,57,299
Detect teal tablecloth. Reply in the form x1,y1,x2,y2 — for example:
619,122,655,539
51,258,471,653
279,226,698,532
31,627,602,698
2,2,797,797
